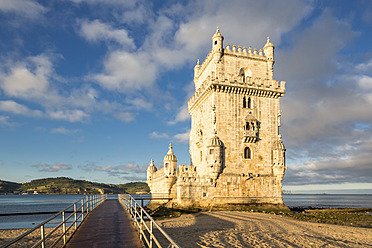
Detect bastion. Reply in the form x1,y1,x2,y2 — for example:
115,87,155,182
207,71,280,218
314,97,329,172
147,28,287,210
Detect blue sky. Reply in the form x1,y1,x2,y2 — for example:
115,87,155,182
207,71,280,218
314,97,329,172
0,0,372,193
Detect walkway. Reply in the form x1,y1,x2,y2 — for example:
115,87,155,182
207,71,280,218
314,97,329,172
66,199,143,248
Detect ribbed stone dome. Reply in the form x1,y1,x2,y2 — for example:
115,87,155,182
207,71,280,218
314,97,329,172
147,159,157,172
273,139,285,150
164,144,177,161
209,135,223,147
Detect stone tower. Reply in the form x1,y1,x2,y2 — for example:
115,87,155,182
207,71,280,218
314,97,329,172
147,28,287,208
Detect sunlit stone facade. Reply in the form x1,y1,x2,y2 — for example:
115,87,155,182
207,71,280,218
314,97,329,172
147,28,287,208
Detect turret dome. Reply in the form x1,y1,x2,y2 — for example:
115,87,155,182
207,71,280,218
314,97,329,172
163,144,177,161
209,134,223,147
273,137,285,151
147,159,157,172
263,37,274,49
212,27,223,39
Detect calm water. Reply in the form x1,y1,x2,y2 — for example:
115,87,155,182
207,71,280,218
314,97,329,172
283,194,372,209
0,194,371,229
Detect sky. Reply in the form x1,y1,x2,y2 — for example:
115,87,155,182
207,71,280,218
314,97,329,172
0,0,372,193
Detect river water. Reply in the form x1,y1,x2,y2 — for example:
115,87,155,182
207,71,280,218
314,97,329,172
0,194,371,229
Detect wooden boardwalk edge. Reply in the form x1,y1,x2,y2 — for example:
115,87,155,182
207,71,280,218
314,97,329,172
65,199,143,248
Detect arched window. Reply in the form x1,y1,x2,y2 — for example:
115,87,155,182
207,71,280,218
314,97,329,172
247,97,251,108
244,147,251,159
245,122,250,130
239,68,245,82
243,97,246,108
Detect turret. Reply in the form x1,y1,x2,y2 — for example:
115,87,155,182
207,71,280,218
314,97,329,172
146,159,157,181
194,59,201,80
272,135,286,178
263,37,275,79
163,144,177,176
212,27,224,61
207,133,224,181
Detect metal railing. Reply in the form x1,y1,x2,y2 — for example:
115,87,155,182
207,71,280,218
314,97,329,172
119,194,180,248
1,194,107,248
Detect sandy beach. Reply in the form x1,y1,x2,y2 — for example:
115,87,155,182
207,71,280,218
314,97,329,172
1,211,371,247
155,211,372,247
0,227,68,248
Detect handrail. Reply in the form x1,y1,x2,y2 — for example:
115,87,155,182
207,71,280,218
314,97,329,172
118,194,180,248
1,194,107,248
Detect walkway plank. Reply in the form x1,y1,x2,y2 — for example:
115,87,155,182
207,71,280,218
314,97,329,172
66,199,143,248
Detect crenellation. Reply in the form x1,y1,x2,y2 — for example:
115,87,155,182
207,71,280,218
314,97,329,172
148,28,286,209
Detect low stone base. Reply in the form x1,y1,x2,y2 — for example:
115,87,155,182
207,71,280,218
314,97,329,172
167,200,290,213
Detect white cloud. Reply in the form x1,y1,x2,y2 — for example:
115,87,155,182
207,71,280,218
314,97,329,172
149,131,169,139
0,100,43,117
94,163,146,178
0,54,52,99
0,115,17,127
173,130,190,143
168,103,190,125
125,97,152,110
0,54,136,123
51,127,80,134
356,59,372,73
33,162,72,172
357,75,372,91
79,19,135,48
47,109,89,122
0,0,46,19
69,0,136,7
114,111,135,122
94,51,157,92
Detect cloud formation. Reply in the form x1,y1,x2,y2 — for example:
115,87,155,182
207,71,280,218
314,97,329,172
0,0,46,20
78,19,135,48
33,162,72,172
94,163,147,180
276,10,372,186
50,127,80,134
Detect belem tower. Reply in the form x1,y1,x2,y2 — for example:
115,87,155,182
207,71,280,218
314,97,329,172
147,28,287,209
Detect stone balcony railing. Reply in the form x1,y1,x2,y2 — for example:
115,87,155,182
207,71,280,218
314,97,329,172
242,130,258,143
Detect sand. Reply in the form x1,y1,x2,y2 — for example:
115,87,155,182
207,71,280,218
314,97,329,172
155,211,372,248
0,227,69,247
2,212,371,247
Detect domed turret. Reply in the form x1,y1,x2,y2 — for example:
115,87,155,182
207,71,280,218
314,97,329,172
147,159,157,173
163,144,177,176
263,37,275,79
207,133,224,181
212,27,224,60
147,159,158,186
273,135,285,151
164,144,177,162
209,135,223,147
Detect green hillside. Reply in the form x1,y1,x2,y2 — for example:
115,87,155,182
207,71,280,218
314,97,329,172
0,180,22,193
0,177,149,194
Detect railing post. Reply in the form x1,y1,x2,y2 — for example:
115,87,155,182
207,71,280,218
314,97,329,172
139,208,143,241
81,198,84,221
74,203,77,230
86,195,89,213
150,220,153,248
62,211,66,245
40,224,45,248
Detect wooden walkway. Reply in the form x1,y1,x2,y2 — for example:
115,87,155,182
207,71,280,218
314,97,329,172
66,199,143,248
